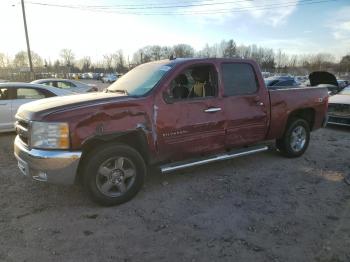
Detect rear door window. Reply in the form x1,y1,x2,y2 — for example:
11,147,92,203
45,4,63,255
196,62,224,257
222,63,258,96
16,88,46,99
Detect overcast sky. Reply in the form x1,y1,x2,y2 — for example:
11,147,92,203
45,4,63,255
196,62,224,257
1,0,349,62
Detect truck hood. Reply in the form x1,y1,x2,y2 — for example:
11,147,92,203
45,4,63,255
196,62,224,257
16,92,129,120
309,71,338,87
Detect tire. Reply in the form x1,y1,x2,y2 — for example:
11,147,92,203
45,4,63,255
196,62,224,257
276,118,310,158
83,143,146,206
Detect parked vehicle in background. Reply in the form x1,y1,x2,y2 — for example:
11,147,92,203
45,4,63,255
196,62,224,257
80,73,88,79
14,58,328,206
337,80,349,89
295,76,309,85
309,71,341,95
0,82,74,132
101,73,117,83
327,86,350,126
264,76,299,88
31,79,98,93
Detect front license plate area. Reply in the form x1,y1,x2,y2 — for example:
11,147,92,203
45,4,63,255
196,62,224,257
17,159,29,176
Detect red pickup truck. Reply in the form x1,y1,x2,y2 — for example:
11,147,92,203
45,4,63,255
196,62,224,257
14,58,328,205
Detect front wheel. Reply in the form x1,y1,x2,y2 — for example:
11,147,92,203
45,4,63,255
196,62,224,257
276,118,310,158
83,144,146,206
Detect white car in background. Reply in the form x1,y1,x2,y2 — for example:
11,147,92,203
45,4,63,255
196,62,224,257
0,82,74,132
101,74,117,83
31,79,98,93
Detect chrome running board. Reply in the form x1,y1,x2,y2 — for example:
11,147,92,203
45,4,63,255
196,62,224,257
160,145,269,174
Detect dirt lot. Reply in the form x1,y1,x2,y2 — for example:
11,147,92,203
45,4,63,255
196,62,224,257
0,127,349,262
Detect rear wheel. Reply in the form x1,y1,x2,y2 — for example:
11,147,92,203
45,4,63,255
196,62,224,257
83,144,146,206
276,118,310,158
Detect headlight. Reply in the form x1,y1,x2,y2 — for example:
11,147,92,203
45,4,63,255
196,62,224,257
30,122,70,149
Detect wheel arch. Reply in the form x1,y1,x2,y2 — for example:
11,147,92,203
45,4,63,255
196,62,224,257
75,130,151,184
286,108,315,131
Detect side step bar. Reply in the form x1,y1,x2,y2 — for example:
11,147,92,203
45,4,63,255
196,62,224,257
160,145,269,174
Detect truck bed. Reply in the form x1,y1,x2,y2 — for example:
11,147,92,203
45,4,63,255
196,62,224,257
266,86,329,140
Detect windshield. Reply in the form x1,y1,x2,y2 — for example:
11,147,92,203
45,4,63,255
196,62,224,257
340,87,350,95
107,62,173,96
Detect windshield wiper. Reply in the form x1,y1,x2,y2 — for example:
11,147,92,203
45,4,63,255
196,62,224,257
106,89,128,95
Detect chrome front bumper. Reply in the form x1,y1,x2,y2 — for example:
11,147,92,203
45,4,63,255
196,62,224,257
14,136,82,185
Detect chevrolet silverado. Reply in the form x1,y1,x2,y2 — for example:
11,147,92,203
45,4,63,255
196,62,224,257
14,58,328,205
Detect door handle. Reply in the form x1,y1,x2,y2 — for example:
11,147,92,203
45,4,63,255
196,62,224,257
0,103,7,106
204,107,222,113
253,96,261,102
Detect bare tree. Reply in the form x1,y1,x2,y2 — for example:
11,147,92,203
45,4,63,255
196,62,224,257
60,48,75,66
78,56,91,72
288,55,298,68
173,44,194,58
0,53,10,68
13,50,43,68
222,39,237,58
115,49,126,72
340,54,350,72
160,46,173,59
103,54,113,71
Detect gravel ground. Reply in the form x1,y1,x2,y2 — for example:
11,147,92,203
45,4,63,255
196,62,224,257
0,127,350,262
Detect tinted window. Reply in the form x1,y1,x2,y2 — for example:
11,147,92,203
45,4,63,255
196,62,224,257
17,88,45,99
0,88,9,100
222,63,258,96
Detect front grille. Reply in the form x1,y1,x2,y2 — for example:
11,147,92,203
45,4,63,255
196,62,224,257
15,119,29,146
328,116,350,126
328,104,350,117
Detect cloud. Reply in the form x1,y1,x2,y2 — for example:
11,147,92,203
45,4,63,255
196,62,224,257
185,0,298,27
325,5,350,56
328,6,350,40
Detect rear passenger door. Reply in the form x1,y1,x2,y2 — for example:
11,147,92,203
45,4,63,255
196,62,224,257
221,62,269,147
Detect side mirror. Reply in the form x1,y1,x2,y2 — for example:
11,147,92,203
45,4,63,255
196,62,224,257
162,90,174,104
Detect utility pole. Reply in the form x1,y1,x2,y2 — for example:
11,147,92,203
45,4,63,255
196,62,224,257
21,0,34,79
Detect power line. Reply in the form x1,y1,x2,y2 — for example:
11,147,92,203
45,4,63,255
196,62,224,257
26,0,252,9
26,0,338,15
26,0,254,10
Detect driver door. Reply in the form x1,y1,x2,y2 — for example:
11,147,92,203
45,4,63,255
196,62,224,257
155,64,226,161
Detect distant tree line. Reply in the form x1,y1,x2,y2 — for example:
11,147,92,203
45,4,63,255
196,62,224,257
0,39,349,79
